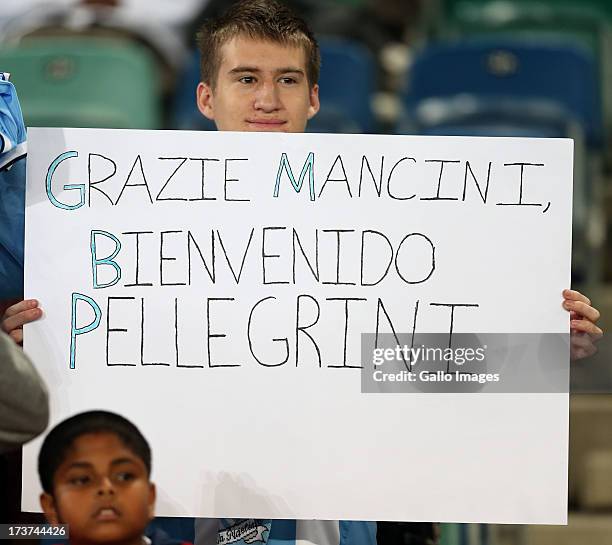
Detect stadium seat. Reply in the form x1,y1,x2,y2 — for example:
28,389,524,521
0,38,161,129
436,0,612,153
307,107,362,133
0,2,187,94
443,0,612,21
401,39,602,147
440,1,604,56
317,38,376,133
171,49,215,131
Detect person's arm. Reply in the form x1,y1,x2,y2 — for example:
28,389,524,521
0,330,49,453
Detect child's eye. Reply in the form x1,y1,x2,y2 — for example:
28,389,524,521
114,471,135,482
68,475,91,486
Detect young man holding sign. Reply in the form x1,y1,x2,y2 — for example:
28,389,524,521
191,2,600,543
0,0,603,544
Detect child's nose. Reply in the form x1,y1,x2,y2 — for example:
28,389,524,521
96,476,115,495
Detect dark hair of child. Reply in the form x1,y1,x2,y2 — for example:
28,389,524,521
38,410,151,494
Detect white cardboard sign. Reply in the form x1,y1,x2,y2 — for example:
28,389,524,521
22,128,572,524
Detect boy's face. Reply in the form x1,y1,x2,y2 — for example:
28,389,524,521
40,432,155,545
197,36,320,133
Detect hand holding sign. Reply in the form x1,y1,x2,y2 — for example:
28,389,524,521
564,289,603,360
1,299,42,345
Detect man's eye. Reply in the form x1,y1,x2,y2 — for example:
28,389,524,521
238,76,255,84
279,77,297,84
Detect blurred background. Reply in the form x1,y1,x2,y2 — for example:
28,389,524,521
1,0,612,544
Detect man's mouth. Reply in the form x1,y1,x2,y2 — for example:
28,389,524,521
93,507,121,521
246,119,287,129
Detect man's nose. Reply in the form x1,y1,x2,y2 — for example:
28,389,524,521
254,81,281,112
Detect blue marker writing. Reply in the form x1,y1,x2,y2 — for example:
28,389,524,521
46,151,85,210
69,292,101,369
91,230,122,289
273,152,315,201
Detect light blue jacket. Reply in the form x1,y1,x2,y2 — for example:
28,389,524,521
0,72,26,299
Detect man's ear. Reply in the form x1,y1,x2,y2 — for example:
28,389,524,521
147,482,156,520
196,82,215,121
307,83,320,120
40,493,60,524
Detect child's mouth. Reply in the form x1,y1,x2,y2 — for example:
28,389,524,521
94,507,120,521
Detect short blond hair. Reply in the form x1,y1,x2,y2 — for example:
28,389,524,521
196,0,321,89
